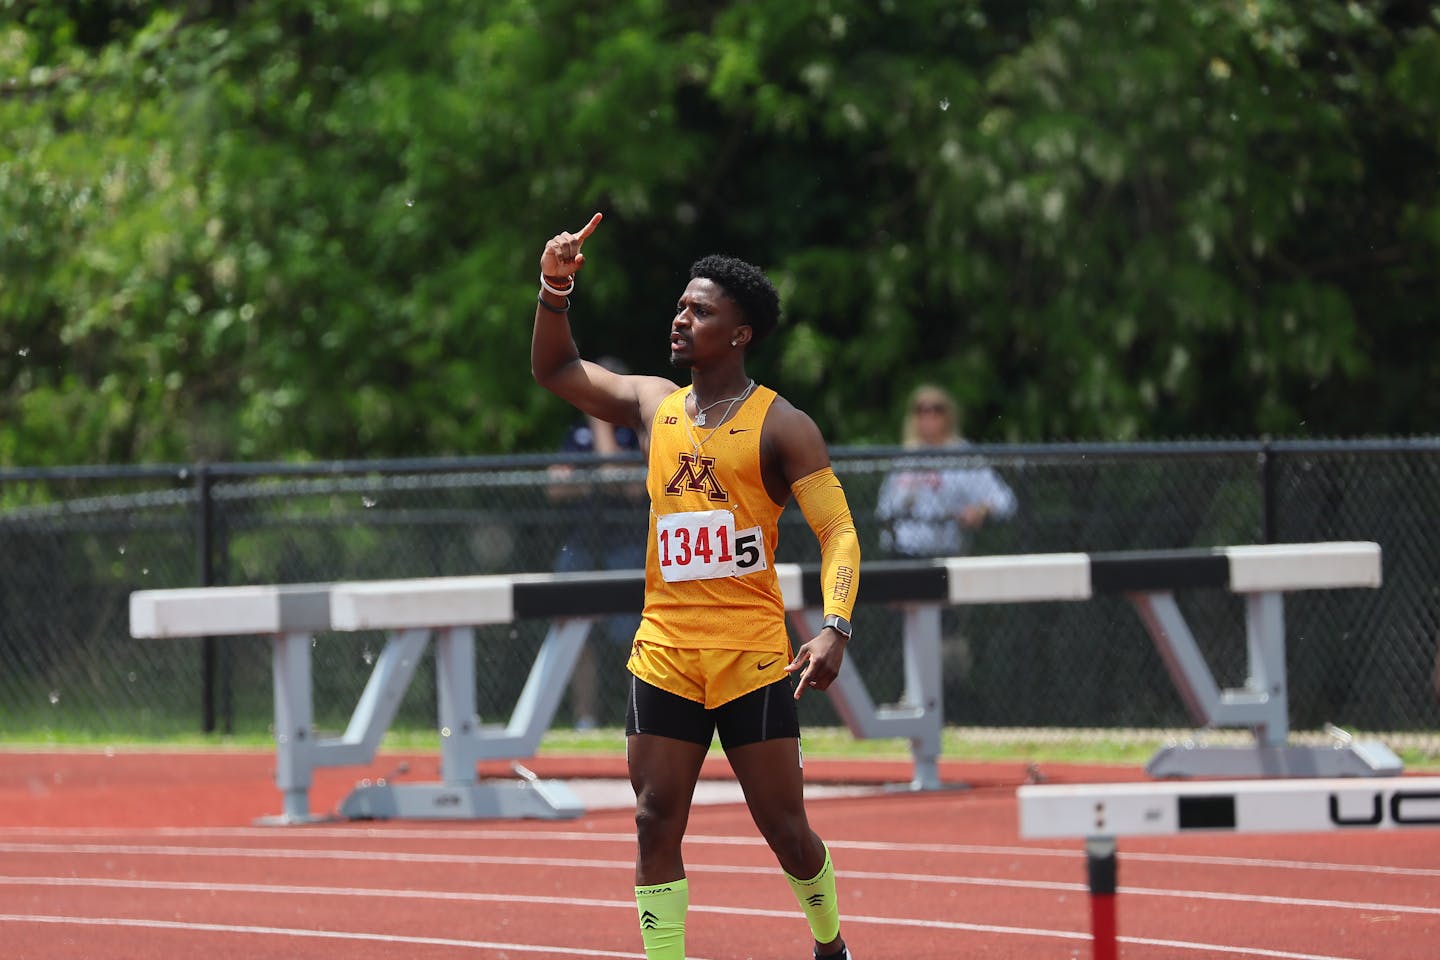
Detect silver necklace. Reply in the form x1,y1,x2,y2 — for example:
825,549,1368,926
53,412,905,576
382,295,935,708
689,379,755,426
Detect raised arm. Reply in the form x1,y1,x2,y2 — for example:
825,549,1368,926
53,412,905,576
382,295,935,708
531,213,668,435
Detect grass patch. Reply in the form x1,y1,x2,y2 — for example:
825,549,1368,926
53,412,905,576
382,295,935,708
535,727,1167,765
533,726,1440,770
8,724,1435,771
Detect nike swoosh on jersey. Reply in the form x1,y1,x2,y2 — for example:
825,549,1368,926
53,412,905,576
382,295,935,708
757,658,780,670
729,427,752,434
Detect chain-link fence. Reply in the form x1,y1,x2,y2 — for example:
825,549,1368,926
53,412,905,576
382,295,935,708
2,440,1437,755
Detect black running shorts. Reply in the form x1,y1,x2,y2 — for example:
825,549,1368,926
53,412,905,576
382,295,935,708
625,672,801,749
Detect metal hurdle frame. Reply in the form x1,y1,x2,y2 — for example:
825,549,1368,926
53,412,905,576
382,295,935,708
834,541,1394,784
128,541,1393,824
1018,777,1440,960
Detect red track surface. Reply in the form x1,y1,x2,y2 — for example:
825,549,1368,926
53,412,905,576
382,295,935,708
2,749,1437,959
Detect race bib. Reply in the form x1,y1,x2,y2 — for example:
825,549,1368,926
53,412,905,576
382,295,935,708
655,509,768,583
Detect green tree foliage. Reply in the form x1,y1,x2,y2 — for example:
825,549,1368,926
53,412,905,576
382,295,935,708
2,0,1436,465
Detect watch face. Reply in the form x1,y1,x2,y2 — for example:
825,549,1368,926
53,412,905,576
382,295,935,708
825,615,851,637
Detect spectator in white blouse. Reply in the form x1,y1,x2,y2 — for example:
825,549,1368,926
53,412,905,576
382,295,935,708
876,384,1016,558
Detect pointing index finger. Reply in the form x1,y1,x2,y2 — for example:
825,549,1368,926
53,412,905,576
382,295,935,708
575,212,603,241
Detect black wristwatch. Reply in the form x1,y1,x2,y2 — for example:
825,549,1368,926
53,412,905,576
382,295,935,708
822,614,852,639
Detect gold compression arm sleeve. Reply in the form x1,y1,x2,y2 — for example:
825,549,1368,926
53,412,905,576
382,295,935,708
791,467,860,621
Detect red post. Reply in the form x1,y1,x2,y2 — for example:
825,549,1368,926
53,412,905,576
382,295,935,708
1085,836,1119,960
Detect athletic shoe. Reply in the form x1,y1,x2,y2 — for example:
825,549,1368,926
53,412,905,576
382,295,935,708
814,944,850,960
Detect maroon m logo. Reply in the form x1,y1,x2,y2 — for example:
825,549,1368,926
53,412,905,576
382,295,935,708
665,453,728,502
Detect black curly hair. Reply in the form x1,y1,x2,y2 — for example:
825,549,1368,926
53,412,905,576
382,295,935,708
689,255,781,345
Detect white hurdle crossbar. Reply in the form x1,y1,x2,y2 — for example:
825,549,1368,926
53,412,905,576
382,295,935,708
1017,777,1440,960
129,540,1390,823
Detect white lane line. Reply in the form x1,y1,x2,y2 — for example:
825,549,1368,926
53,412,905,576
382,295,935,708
0,913,653,958
6,826,1435,880
0,906,1366,960
3,844,1437,918
0,841,635,869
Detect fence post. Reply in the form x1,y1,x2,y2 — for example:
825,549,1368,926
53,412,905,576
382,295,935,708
1260,440,1276,544
195,463,218,734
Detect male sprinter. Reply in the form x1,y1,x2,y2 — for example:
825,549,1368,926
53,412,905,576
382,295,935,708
531,213,860,960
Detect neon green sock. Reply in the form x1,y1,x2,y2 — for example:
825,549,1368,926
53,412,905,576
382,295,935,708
635,877,688,960
785,845,841,944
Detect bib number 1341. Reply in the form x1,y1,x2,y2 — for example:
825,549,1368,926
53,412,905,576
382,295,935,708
656,509,767,583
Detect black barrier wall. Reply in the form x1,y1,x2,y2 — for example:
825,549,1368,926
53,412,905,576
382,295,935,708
2,440,1437,753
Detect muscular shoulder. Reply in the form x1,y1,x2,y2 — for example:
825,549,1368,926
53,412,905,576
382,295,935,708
762,394,813,438
761,393,831,490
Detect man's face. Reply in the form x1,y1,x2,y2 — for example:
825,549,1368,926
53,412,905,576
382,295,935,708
669,277,742,368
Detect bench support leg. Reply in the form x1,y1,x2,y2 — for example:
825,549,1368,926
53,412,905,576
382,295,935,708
792,605,947,791
335,620,590,821
1131,590,1402,777
269,631,318,823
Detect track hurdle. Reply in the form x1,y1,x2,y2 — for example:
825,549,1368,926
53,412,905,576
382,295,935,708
853,540,1394,780
128,567,844,823
1017,777,1440,960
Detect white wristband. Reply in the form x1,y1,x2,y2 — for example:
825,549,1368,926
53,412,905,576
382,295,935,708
540,273,575,298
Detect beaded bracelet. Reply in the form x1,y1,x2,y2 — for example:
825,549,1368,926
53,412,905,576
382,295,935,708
540,273,575,298
537,291,570,313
